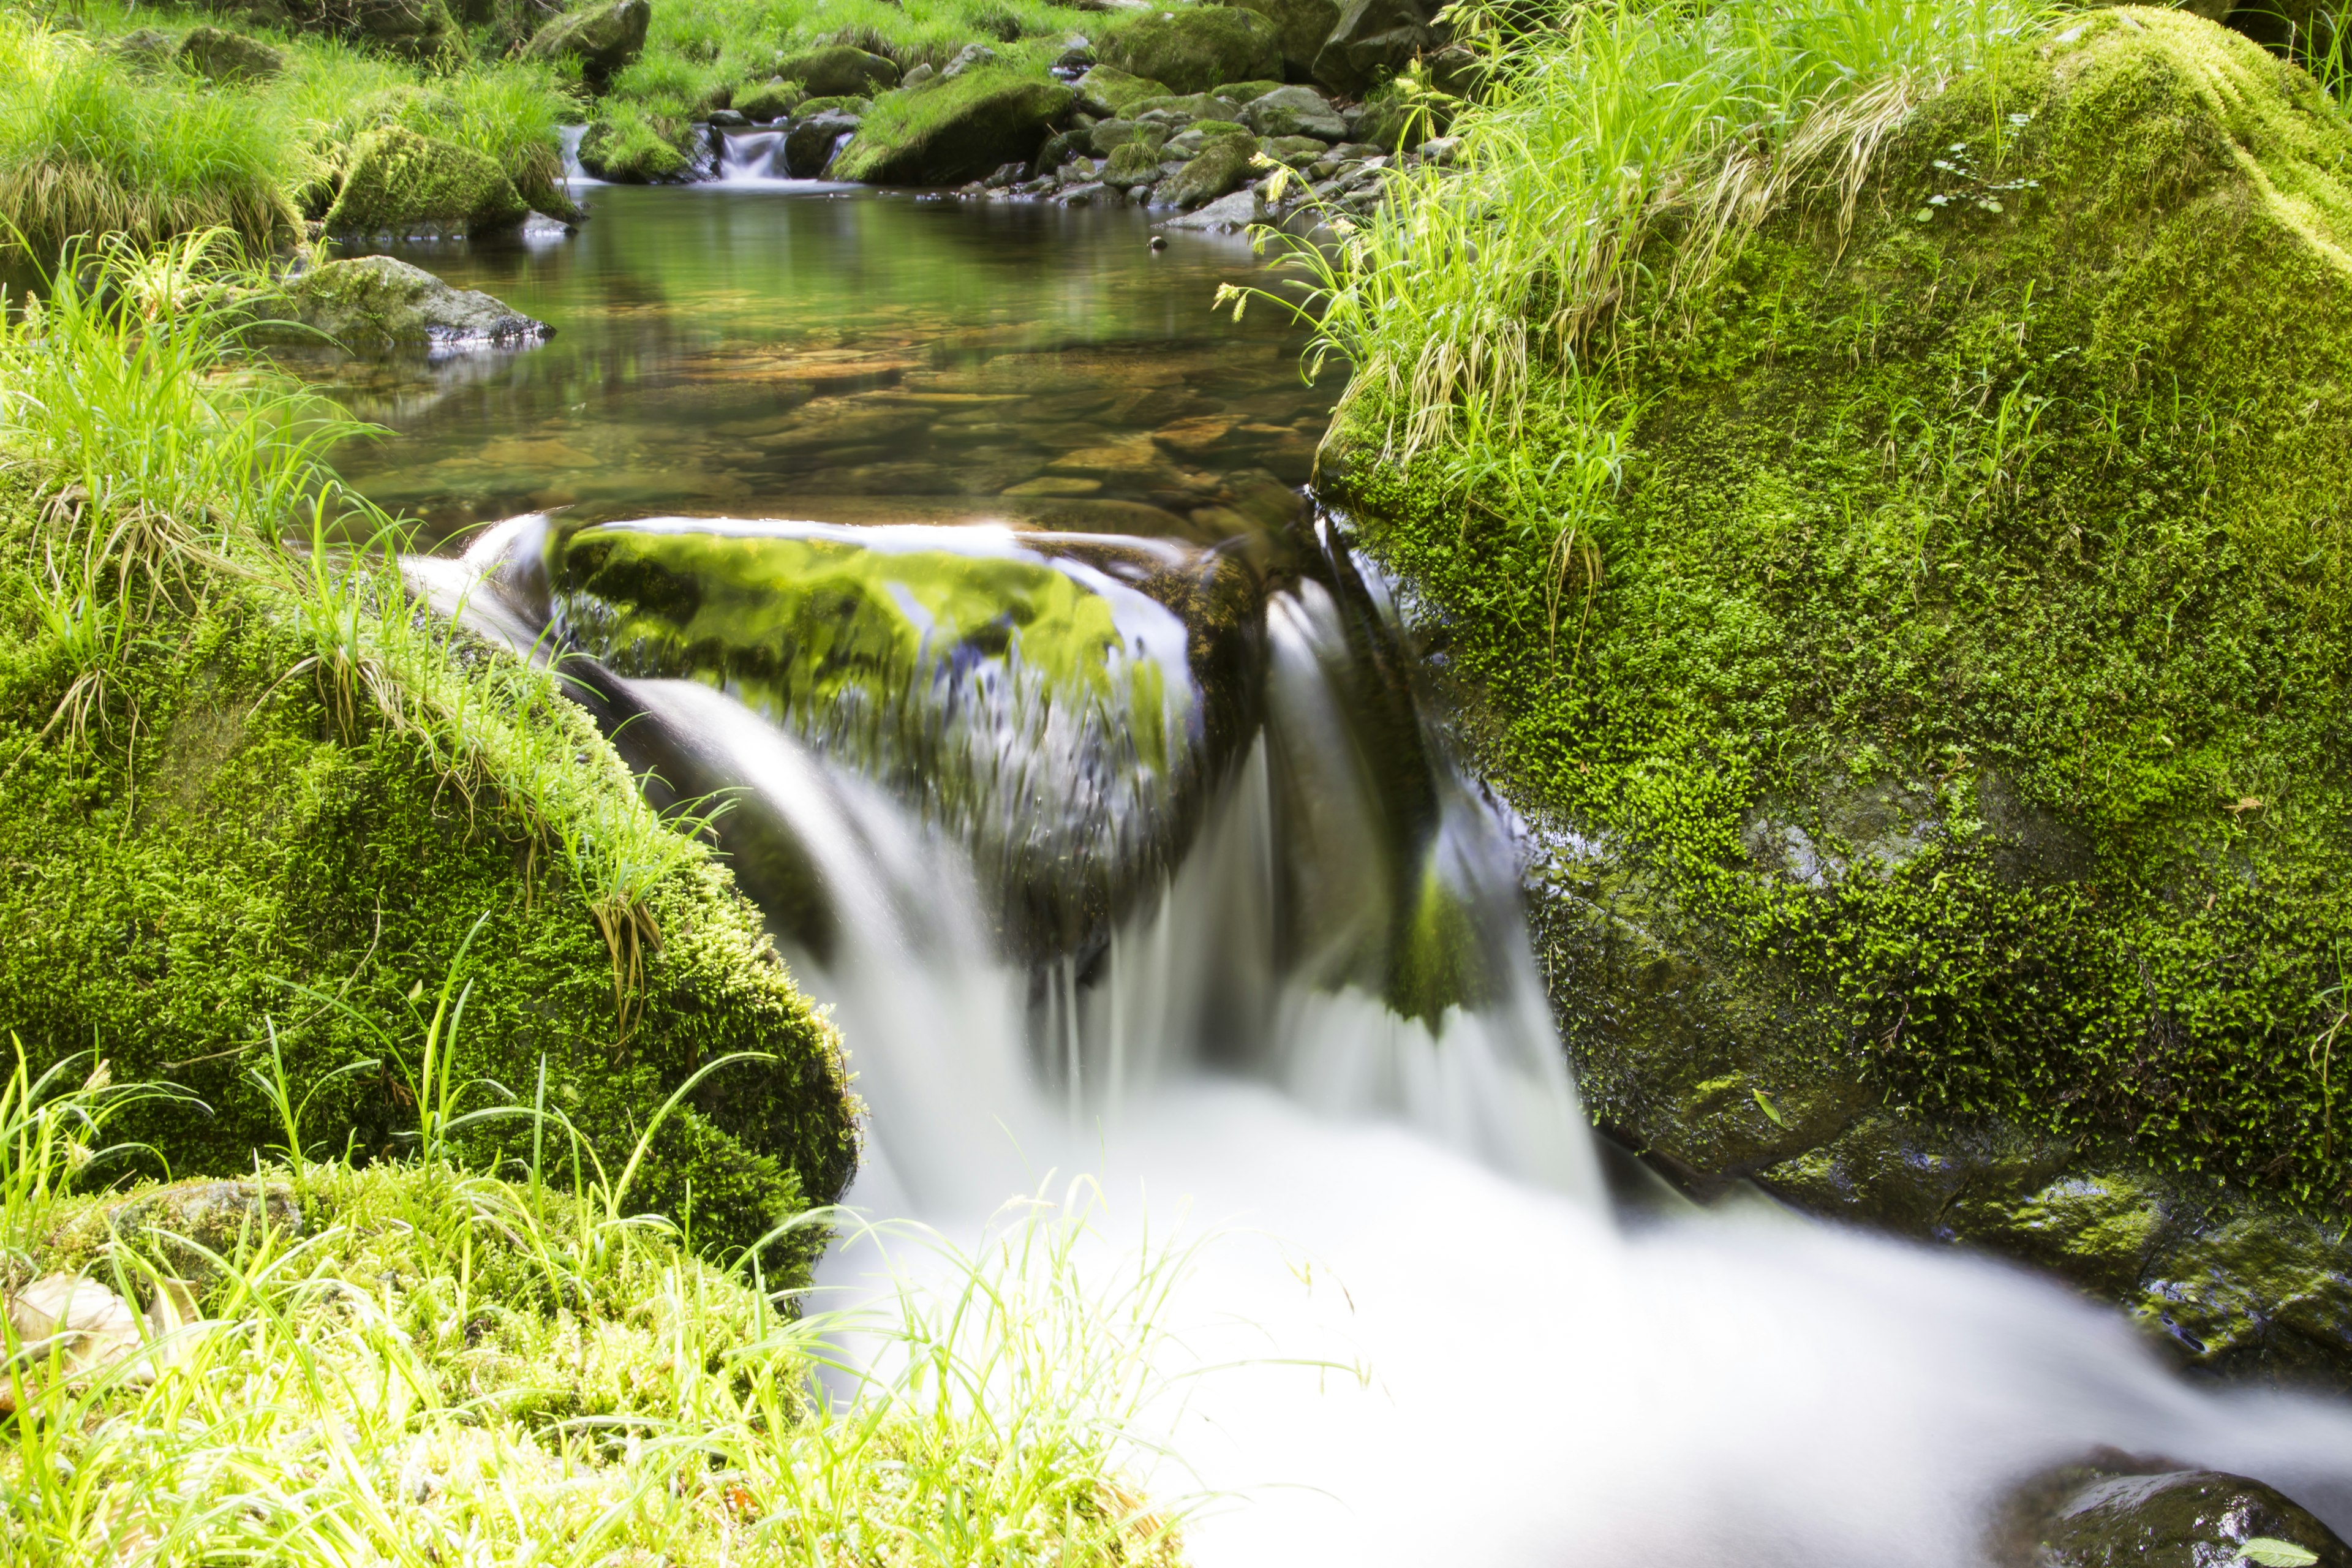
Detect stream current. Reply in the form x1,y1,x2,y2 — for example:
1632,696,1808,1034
361,186,2352,1564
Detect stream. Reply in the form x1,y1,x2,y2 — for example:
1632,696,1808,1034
353,185,2352,1566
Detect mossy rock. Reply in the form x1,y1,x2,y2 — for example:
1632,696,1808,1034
0,499,858,1268
771,44,899,99
578,103,698,183
1310,0,1435,95
1159,131,1256,208
1991,1451,2352,1567
1074,63,1170,117
322,126,528,238
243,255,551,351
733,77,801,121
832,68,1074,186
1099,7,1283,96
176,25,285,82
1338,10,2352,1364
519,0,648,80
1210,0,1336,80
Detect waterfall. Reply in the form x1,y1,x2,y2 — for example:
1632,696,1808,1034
423,513,2352,1567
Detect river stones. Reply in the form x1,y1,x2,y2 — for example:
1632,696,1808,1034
1099,7,1283,96
1990,1450,2352,1568
320,126,528,239
549,518,1264,959
521,0,648,80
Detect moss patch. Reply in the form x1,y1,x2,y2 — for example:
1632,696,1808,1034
322,124,529,236
1338,10,2352,1211
834,65,1074,184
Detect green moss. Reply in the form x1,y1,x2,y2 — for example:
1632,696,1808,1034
1096,6,1281,96
322,123,529,235
578,99,695,181
1339,10,2352,1210
0,491,856,1268
832,64,1072,184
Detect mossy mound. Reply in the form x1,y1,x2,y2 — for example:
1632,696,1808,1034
577,100,698,182
833,67,1074,186
518,0,647,81
320,124,529,237
771,43,900,98
1099,6,1283,96
0,492,858,1267
1340,9,2352,1298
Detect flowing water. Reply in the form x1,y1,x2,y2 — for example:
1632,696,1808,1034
374,187,2352,1565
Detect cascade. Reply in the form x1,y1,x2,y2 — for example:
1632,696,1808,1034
427,513,2352,1566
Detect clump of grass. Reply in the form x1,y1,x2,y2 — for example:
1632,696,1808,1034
0,1044,1194,1566
0,15,301,259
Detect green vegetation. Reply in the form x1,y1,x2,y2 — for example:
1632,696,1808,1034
0,231,856,1259
0,1052,1192,1564
1300,0,2352,1208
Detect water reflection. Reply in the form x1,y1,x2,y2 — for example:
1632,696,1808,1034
309,185,1337,548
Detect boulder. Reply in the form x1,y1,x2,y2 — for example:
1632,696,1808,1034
578,104,700,181
1243,83,1346,140
1213,0,1340,79
1335,10,2352,1382
2,1275,145,1401
1311,0,1435,95
521,0,649,80
243,255,553,352
1100,139,1165,189
1158,129,1256,208
1099,7,1283,95
832,71,1074,186
735,77,799,121
772,43,900,99
321,127,529,238
1087,118,1167,155
1159,185,1259,230
176,25,284,82
1353,86,1436,151
1074,63,1171,116
1134,91,1248,123
783,110,861,178
1991,1450,2352,1568
111,27,177,67
344,0,462,60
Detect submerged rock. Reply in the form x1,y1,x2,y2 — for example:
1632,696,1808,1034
244,255,552,352
1991,1450,2352,1567
1099,7,1284,96
321,126,528,238
1337,9,2352,1376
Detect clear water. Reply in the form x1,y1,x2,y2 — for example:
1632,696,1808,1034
392,187,2352,1566
319,184,1337,549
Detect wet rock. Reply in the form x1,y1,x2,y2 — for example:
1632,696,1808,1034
244,255,552,352
1160,132,1261,209
773,43,901,98
1074,63,1171,118
321,126,527,239
177,26,284,82
521,0,647,80
1991,1450,2352,1568
1212,0,1340,79
2133,1212,2352,1385
1099,6,1284,95
1312,0,1437,96
783,110,860,177
1242,83,1346,140
706,107,748,127
834,77,1074,186
1159,187,1261,231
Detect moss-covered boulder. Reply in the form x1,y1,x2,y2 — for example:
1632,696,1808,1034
1311,0,1436,95
576,102,698,183
1340,9,2352,1370
1159,126,1256,207
1991,1451,2352,1567
0,494,858,1265
321,126,528,238
734,77,799,122
244,255,552,352
1212,0,1340,81
772,43,900,99
520,0,648,81
1099,7,1283,96
344,0,463,61
833,69,1074,187
1074,63,1171,118
177,26,285,83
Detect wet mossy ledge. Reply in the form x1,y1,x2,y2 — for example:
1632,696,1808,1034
1325,8,2352,1379
0,257,856,1270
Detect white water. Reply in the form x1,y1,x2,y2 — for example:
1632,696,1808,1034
442,523,2352,1562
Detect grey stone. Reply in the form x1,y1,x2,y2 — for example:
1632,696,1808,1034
1242,84,1346,141
246,256,552,354
783,110,860,178
940,42,998,78
1159,186,1260,230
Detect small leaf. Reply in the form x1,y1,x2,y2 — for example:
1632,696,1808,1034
1914,208,1936,224
2240,1538,2320,1567
1753,1088,1789,1128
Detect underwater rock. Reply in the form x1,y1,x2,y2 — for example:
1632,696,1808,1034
1099,7,1284,96
1340,9,2352,1378
244,256,552,352
1990,1450,2352,1567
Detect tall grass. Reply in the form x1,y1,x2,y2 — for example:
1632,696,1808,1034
1283,0,2053,466
0,1044,1196,1565
0,15,300,258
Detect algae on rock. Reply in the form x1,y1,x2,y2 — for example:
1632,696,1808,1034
320,124,530,237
